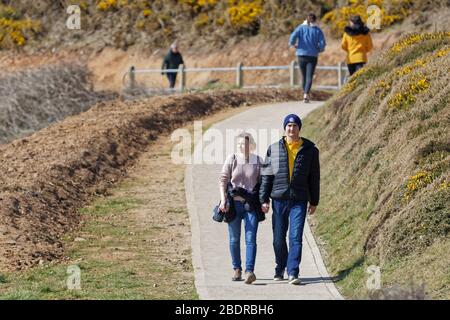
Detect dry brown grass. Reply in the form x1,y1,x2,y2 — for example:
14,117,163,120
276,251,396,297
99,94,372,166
0,64,115,144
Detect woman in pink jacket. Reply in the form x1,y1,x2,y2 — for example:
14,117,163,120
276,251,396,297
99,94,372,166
219,131,263,284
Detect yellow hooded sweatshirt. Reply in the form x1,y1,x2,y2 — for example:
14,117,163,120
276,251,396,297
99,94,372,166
341,26,373,64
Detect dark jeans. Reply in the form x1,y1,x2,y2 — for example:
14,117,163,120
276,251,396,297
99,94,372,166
347,62,365,76
166,72,177,88
228,200,259,272
298,55,318,94
272,199,308,278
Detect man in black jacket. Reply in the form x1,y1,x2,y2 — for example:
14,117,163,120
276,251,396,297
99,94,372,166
259,114,320,285
161,42,184,89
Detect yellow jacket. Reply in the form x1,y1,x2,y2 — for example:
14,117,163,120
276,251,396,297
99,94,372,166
341,31,373,64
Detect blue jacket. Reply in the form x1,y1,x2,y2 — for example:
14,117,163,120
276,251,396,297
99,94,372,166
289,23,326,57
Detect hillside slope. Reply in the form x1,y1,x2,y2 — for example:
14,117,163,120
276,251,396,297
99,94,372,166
1,0,448,52
302,32,450,299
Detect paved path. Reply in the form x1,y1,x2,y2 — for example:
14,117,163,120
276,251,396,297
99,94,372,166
185,101,343,300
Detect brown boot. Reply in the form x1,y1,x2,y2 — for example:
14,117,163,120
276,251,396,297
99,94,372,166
232,269,242,281
244,271,256,284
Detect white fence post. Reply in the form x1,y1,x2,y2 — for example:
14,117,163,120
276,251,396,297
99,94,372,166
338,62,343,89
236,62,243,88
290,60,298,87
179,64,186,92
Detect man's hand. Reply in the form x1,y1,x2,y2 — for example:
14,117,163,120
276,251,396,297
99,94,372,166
261,202,270,213
308,205,317,215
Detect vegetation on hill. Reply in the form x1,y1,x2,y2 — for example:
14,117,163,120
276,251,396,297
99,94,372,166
1,0,448,50
302,31,450,299
0,64,114,144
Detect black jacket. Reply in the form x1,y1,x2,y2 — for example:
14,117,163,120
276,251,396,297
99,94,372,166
229,184,265,222
344,25,370,36
259,137,320,206
162,50,184,72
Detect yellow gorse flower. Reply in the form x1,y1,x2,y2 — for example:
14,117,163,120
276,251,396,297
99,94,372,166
322,0,410,36
390,32,450,55
227,0,263,28
97,0,121,11
387,75,430,110
404,171,433,201
438,181,450,191
435,47,450,58
142,9,152,17
0,5,40,48
376,42,449,104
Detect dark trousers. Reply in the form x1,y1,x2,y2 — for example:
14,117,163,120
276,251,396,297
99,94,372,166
166,72,177,88
347,62,365,76
298,55,318,94
272,199,308,277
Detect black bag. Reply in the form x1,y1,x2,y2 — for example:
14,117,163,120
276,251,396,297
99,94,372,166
212,203,225,222
212,183,236,223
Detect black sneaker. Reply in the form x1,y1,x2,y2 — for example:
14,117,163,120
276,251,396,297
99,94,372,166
273,274,284,281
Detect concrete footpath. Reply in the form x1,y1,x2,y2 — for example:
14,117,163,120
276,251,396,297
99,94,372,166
185,101,343,300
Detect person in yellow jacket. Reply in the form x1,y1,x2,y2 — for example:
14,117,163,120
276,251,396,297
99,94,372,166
341,15,373,76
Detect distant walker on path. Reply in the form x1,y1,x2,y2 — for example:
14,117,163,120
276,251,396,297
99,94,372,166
161,42,185,89
289,13,326,103
341,15,373,76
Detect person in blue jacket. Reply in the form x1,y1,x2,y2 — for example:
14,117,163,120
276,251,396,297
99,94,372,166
289,13,326,103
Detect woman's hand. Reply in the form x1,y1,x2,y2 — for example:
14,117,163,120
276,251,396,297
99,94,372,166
219,199,228,212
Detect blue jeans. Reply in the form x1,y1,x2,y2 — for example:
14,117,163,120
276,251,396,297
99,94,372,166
228,201,259,272
298,56,318,94
272,199,308,277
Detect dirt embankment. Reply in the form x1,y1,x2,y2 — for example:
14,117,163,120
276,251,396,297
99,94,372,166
0,88,331,272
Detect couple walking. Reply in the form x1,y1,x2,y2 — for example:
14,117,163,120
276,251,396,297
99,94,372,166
289,13,373,100
218,114,320,285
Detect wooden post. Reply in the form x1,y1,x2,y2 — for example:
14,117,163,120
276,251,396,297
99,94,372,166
236,62,243,88
179,64,186,92
338,62,343,89
129,66,136,89
290,60,298,87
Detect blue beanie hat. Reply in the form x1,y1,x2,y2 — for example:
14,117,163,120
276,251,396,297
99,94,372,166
283,114,302,129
